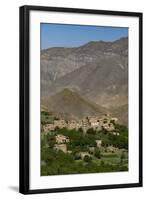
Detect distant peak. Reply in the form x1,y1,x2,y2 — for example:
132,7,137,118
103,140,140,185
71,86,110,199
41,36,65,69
113,37,128,43
81,40,108,47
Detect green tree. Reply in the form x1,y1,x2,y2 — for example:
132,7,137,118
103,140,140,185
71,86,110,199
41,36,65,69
83,155,92,163
78,127,83,133
94,148,101,159
120,152,126,164
87,128,96,135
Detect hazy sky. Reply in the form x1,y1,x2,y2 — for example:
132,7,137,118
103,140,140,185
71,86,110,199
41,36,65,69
41,23,128,50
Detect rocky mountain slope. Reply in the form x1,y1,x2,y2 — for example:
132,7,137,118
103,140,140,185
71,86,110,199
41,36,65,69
111,104,128,126
41,88,106,119
41,37,128,125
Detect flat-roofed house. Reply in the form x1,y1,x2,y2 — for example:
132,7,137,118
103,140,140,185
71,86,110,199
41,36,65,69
106,145,118,153
89,117,99,128
54,120,67,129
82,118,90,133
54,144,67,153
68,120,77,130
55,134,69,144
79,152,91,160
96,140,102,148
111,117,118,123
43,124,55,132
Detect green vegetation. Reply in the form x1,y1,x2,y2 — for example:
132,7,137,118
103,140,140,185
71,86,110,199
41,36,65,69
41,111,56,125
94,148,101,159
83,155,92,163
96,124,128,150
41,111,128,176
41,147,128,175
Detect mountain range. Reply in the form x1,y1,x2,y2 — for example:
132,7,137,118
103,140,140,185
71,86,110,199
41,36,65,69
40,37,128,125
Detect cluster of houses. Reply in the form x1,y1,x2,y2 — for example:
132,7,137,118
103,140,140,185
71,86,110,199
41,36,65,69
53,133,119,158
43,114,120,156
53,133,103,155
43,114,118,133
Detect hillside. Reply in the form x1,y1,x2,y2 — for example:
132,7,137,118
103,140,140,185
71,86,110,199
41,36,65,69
40,37,128,125
46,56,128,108
111,104,128,126
41,88,106,119
41,37,128,108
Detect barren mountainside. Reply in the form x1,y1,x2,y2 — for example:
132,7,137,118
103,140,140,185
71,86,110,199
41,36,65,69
41,37,128,125
41,88,106,120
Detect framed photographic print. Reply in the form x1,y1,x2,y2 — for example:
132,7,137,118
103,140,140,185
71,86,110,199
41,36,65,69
19,5,143,194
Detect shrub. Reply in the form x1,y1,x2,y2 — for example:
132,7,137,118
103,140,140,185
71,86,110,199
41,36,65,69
83,155,92,162
87,128,96,135
94,149,101,159
74,154,81,160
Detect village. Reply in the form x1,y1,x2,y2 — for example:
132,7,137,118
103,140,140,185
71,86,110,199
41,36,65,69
41,112,128,175
42,114,121,157
53,133,119,158
43,114,119,133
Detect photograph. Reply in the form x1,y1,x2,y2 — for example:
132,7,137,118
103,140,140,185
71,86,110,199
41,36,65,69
40,24,129,176
19,5,142,194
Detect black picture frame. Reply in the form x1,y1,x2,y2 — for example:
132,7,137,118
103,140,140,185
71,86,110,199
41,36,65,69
19,5,143,194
